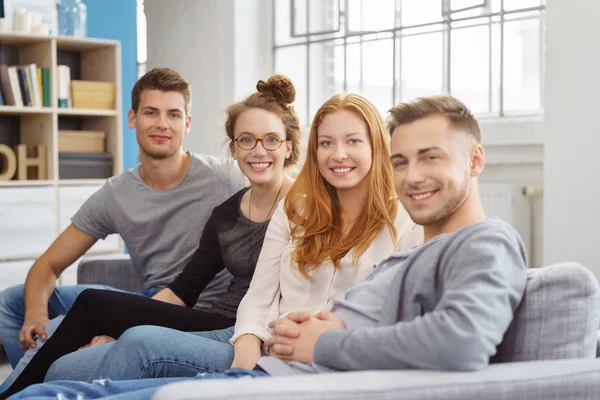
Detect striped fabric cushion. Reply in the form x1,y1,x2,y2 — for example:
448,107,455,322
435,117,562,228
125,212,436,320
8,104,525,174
492,262,600,363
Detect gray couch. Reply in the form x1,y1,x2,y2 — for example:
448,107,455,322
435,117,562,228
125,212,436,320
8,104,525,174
76,258,600,400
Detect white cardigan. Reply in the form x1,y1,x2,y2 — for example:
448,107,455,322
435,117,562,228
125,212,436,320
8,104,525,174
230,200,423,344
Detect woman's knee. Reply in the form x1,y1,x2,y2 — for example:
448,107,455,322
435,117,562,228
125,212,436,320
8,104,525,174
45,356,71,381
113,325,168,357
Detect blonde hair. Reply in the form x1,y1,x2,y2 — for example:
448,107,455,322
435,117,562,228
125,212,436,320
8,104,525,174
285,94,398,279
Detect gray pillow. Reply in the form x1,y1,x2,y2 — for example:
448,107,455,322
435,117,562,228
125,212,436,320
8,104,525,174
492,262,600,363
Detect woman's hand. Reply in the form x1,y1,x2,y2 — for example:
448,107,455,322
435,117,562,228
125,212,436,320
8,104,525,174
231,334,262,370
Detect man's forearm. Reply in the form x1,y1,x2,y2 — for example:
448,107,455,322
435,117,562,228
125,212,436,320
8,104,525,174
23,259,59,318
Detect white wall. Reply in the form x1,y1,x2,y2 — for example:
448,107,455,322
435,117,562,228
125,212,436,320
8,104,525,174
234,0,273,100
145,0,271,156
543,0,600,277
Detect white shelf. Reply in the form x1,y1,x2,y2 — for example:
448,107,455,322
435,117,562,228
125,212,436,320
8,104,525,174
0,106,53,115
0,107,118,117
0,32,51,45
0,180,55,187
57,108,118,117
0,32,119,49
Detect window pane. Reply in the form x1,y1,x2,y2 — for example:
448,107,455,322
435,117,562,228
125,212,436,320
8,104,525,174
450,0,500,18
362,40,394,115
293,0,308,36
309,0,340,33
346,43,361,94
451,25,490,114
309,42,343,121
491,23,501,113
275,0,307,45
293,0,340,36
400,32,443,102
503,0,542,11
503,17,541,113
451,9,486,19
275,46,308,123
136,1,146,64
348,0,395,32
400,0,442,27
450,0,484,10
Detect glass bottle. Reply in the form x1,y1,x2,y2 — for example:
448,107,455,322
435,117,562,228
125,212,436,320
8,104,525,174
57,0,87,37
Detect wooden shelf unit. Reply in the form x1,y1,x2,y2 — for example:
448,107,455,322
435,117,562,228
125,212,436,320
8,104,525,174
0,33,124,274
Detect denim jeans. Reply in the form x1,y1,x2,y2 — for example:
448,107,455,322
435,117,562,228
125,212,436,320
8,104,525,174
7,368,268,400
45,325,235,382
0,284,157,388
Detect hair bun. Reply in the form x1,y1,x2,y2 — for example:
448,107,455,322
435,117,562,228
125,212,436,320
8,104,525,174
256,74,296,105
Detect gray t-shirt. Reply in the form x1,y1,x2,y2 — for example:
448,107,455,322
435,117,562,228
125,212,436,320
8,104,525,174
258,218,527,375
71,153,247,309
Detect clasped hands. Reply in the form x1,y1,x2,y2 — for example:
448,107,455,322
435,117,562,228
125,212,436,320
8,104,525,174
265,311,345,363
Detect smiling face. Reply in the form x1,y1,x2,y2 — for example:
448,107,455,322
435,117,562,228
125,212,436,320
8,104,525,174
316,110,373,195
231,108,292,186
129,89,191,160
390,114,476,227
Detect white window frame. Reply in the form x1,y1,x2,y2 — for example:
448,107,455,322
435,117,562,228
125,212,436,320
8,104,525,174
273,0,546,153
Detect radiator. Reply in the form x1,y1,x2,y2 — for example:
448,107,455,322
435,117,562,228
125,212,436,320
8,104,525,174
479,183,533,261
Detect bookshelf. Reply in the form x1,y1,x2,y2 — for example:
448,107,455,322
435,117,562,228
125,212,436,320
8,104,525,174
0,32,124,285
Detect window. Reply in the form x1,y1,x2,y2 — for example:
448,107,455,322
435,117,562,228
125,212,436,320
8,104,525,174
273,0,545,124
137,0,147,78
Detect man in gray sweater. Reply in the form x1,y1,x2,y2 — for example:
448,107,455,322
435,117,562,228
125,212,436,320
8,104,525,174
1,95,529,399
259,94,528,375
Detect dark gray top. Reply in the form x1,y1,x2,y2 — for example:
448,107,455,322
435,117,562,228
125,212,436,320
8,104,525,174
168,187,270,319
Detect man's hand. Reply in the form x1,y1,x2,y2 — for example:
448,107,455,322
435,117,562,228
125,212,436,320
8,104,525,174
265,311,346,363
78,335,116,350
19,313,50,350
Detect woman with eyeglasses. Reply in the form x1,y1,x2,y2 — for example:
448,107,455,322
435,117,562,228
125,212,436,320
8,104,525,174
0,74,303,397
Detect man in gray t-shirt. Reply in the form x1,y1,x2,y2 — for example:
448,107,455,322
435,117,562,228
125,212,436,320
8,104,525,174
0,68,245,371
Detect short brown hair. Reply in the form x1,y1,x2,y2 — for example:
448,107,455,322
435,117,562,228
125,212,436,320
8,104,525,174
388,95,481,142
225,74,302,167
131,68,192,114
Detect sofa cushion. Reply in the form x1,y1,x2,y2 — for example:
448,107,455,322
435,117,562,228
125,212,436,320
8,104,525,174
492,262,600,363
152,358,600,400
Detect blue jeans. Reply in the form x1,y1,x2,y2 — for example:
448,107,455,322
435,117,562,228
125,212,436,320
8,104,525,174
0,285,157,388
7,368,268,400
45,325,235,382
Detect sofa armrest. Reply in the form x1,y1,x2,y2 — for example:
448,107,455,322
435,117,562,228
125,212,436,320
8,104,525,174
77,255,145,293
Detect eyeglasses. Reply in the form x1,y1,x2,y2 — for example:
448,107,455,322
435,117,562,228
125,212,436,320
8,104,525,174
234,133,286,151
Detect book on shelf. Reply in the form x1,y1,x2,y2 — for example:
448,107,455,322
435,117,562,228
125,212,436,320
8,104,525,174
0,63,51,108
0,65,15,106
57,65,71,108
41,68,50,107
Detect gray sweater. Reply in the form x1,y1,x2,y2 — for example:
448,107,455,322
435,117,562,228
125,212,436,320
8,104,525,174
257,218,527,375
